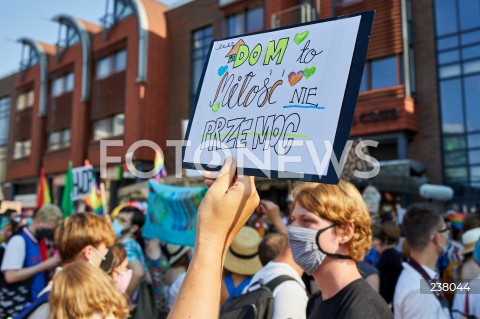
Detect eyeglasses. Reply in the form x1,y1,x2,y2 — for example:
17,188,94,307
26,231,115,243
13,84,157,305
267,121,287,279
437,226,451,234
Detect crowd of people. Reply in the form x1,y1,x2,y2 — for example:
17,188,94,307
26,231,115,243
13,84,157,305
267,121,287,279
0,157,479,318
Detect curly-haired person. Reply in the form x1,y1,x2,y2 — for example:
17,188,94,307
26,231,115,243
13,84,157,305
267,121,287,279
289,181,392,319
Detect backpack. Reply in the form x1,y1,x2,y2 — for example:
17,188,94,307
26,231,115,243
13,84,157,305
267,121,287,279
12,292,50,319
219,275,297,319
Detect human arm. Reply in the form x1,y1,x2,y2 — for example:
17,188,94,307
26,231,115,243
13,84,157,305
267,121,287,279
259,200,287,235
365,273,380,293
125,260,145,297
4,255,60,284
168,157,259,319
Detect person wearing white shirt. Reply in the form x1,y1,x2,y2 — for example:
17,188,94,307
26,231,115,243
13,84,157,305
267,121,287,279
393,203,451,319
243,234,308,319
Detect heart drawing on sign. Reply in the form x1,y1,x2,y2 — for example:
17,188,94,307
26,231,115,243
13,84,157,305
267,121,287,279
211,101,221,112
217,65,228,76
294,31,309,44
288,71,304,86
304,66,316,79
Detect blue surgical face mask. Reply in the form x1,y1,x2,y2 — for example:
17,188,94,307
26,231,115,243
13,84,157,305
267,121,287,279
112,219,125,238
287,224,352,275
25,218,33,226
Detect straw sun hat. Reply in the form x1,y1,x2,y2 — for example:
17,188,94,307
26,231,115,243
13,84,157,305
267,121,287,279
224,226,263,276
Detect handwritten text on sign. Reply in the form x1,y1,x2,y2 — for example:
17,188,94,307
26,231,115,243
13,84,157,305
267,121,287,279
72,166,94,200
184,16,362,178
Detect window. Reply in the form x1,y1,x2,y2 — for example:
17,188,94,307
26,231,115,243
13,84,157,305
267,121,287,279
227,6,264,37
371,56,398,89
52,72,74,98
93,114,125,140
440,79,464,134
13,139,31,159
20,44,39,70
114,0,134,22
57,24,80,48
96,50,127,79
191,26,212,104
16,89,34,110
0,96,10,146
48,129,71,151
434,0,458,36
360,55,402,92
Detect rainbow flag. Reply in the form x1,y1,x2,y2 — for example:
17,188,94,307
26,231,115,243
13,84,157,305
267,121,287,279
153,150,167,181
86,176,104,215
449,212,465,230
36,168,51,208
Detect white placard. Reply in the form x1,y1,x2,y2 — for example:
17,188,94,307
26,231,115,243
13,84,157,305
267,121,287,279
183,12,373,183
72,166,94,200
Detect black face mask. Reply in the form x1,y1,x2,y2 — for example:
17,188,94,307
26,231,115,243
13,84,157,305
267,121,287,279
36,228,55,240
100,248,115,273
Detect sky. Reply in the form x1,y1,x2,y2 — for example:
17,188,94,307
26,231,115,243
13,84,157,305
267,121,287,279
0,0,176,77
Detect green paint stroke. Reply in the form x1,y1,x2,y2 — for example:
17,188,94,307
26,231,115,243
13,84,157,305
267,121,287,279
197,132,309,139
212,101,220,112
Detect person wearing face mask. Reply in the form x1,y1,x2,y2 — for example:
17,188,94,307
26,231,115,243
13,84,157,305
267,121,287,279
111,206,149,299
287,181,392,319
109,242,133,295
0,205,62,318
393,203,451,319
13,212,116,319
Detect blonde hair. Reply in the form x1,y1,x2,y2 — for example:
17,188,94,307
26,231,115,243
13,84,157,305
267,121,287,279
55,213,115,263
35,205,62,223
291,180,371,260
50,262,129,319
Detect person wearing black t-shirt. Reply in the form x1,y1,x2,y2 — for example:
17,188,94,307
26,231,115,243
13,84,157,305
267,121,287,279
288,181,392,319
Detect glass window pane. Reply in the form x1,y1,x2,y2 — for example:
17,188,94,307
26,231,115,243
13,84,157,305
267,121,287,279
52,78,63,97
0,97,10,146
114,50,127,72
64,73,74,92
62,129,71,147
464,74,480,132
434,0,458,36
463,60,480,75
113,114,125,136
471,166,480,182
440,79,464,133
27,90,34,107
14,141,22,159
458,0,480,31
438,50,460,64
461,30,480,46
16,93,25,110
49,132,61,150
93,119,109,140
24,140,31,156
96,57,110,79
439,64,461,78
371,56,398,89
468,133,480,148
445,166,468,183
443,135,466,151
246,7,264,33
462,45,480,60
66,26,80,47
444,151,467,167
470,150,480,165
359,66,367,92
437,36,459,50
227,13,244,37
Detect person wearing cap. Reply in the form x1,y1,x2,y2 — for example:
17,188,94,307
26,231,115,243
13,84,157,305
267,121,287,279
451,230,480,319
164,244,191,310
221,226,263,305
0,205,62,318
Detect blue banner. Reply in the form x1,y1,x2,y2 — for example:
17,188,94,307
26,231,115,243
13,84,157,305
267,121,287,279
142,180,208,246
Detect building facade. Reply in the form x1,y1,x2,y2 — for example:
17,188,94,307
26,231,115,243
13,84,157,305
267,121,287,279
2,0,479,210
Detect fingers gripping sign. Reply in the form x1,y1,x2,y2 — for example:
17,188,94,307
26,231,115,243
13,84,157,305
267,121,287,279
198,157,260,250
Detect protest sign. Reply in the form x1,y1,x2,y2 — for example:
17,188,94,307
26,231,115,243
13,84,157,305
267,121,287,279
183,11,374,184
72,165,94,200
142,181,207,246
362,185,381,215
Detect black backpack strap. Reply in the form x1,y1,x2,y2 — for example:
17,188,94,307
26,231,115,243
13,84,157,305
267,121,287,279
265,275,299,292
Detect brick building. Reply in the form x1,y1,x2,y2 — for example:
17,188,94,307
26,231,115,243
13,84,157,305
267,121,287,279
2,0,479,210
